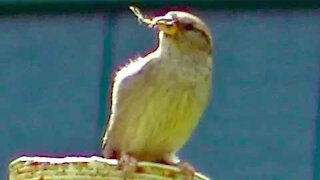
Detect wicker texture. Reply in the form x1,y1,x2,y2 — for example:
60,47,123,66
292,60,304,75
9,156,210,180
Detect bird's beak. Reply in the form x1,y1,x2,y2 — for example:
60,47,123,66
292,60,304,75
153,18,178,35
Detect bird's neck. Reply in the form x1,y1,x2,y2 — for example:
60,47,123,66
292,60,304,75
155,32,211,64
150,32,212,82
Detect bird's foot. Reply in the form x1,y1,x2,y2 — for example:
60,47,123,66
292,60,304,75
119,153,137,179
178,162,195,180
158,158,195,180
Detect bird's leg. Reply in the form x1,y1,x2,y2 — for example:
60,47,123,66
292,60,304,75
119,153,137,179
160,155,195,180
178,162,195,180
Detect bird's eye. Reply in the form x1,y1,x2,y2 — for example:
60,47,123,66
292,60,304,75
183,23,194,31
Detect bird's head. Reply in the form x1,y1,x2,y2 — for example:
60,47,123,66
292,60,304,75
129,6,212,55
152,11,212,53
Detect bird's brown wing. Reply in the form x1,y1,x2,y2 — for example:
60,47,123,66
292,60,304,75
101,56,154,158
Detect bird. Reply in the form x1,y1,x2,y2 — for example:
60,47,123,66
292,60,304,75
102,6,212,179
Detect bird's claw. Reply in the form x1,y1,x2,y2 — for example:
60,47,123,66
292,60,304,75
178,162,195,180
119,154,137,179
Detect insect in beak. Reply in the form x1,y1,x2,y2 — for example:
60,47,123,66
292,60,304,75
129,6,153,28
129,6,178,35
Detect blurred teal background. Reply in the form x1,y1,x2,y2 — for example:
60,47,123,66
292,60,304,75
1,1,320,180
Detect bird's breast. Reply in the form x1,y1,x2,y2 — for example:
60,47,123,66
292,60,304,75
108,55,211,161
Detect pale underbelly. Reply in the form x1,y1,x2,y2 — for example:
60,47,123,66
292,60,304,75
109,81,209,161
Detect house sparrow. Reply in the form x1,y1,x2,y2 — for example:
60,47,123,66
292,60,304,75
102,6,212,179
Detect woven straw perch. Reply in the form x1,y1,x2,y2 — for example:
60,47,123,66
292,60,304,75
9,156,210,180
